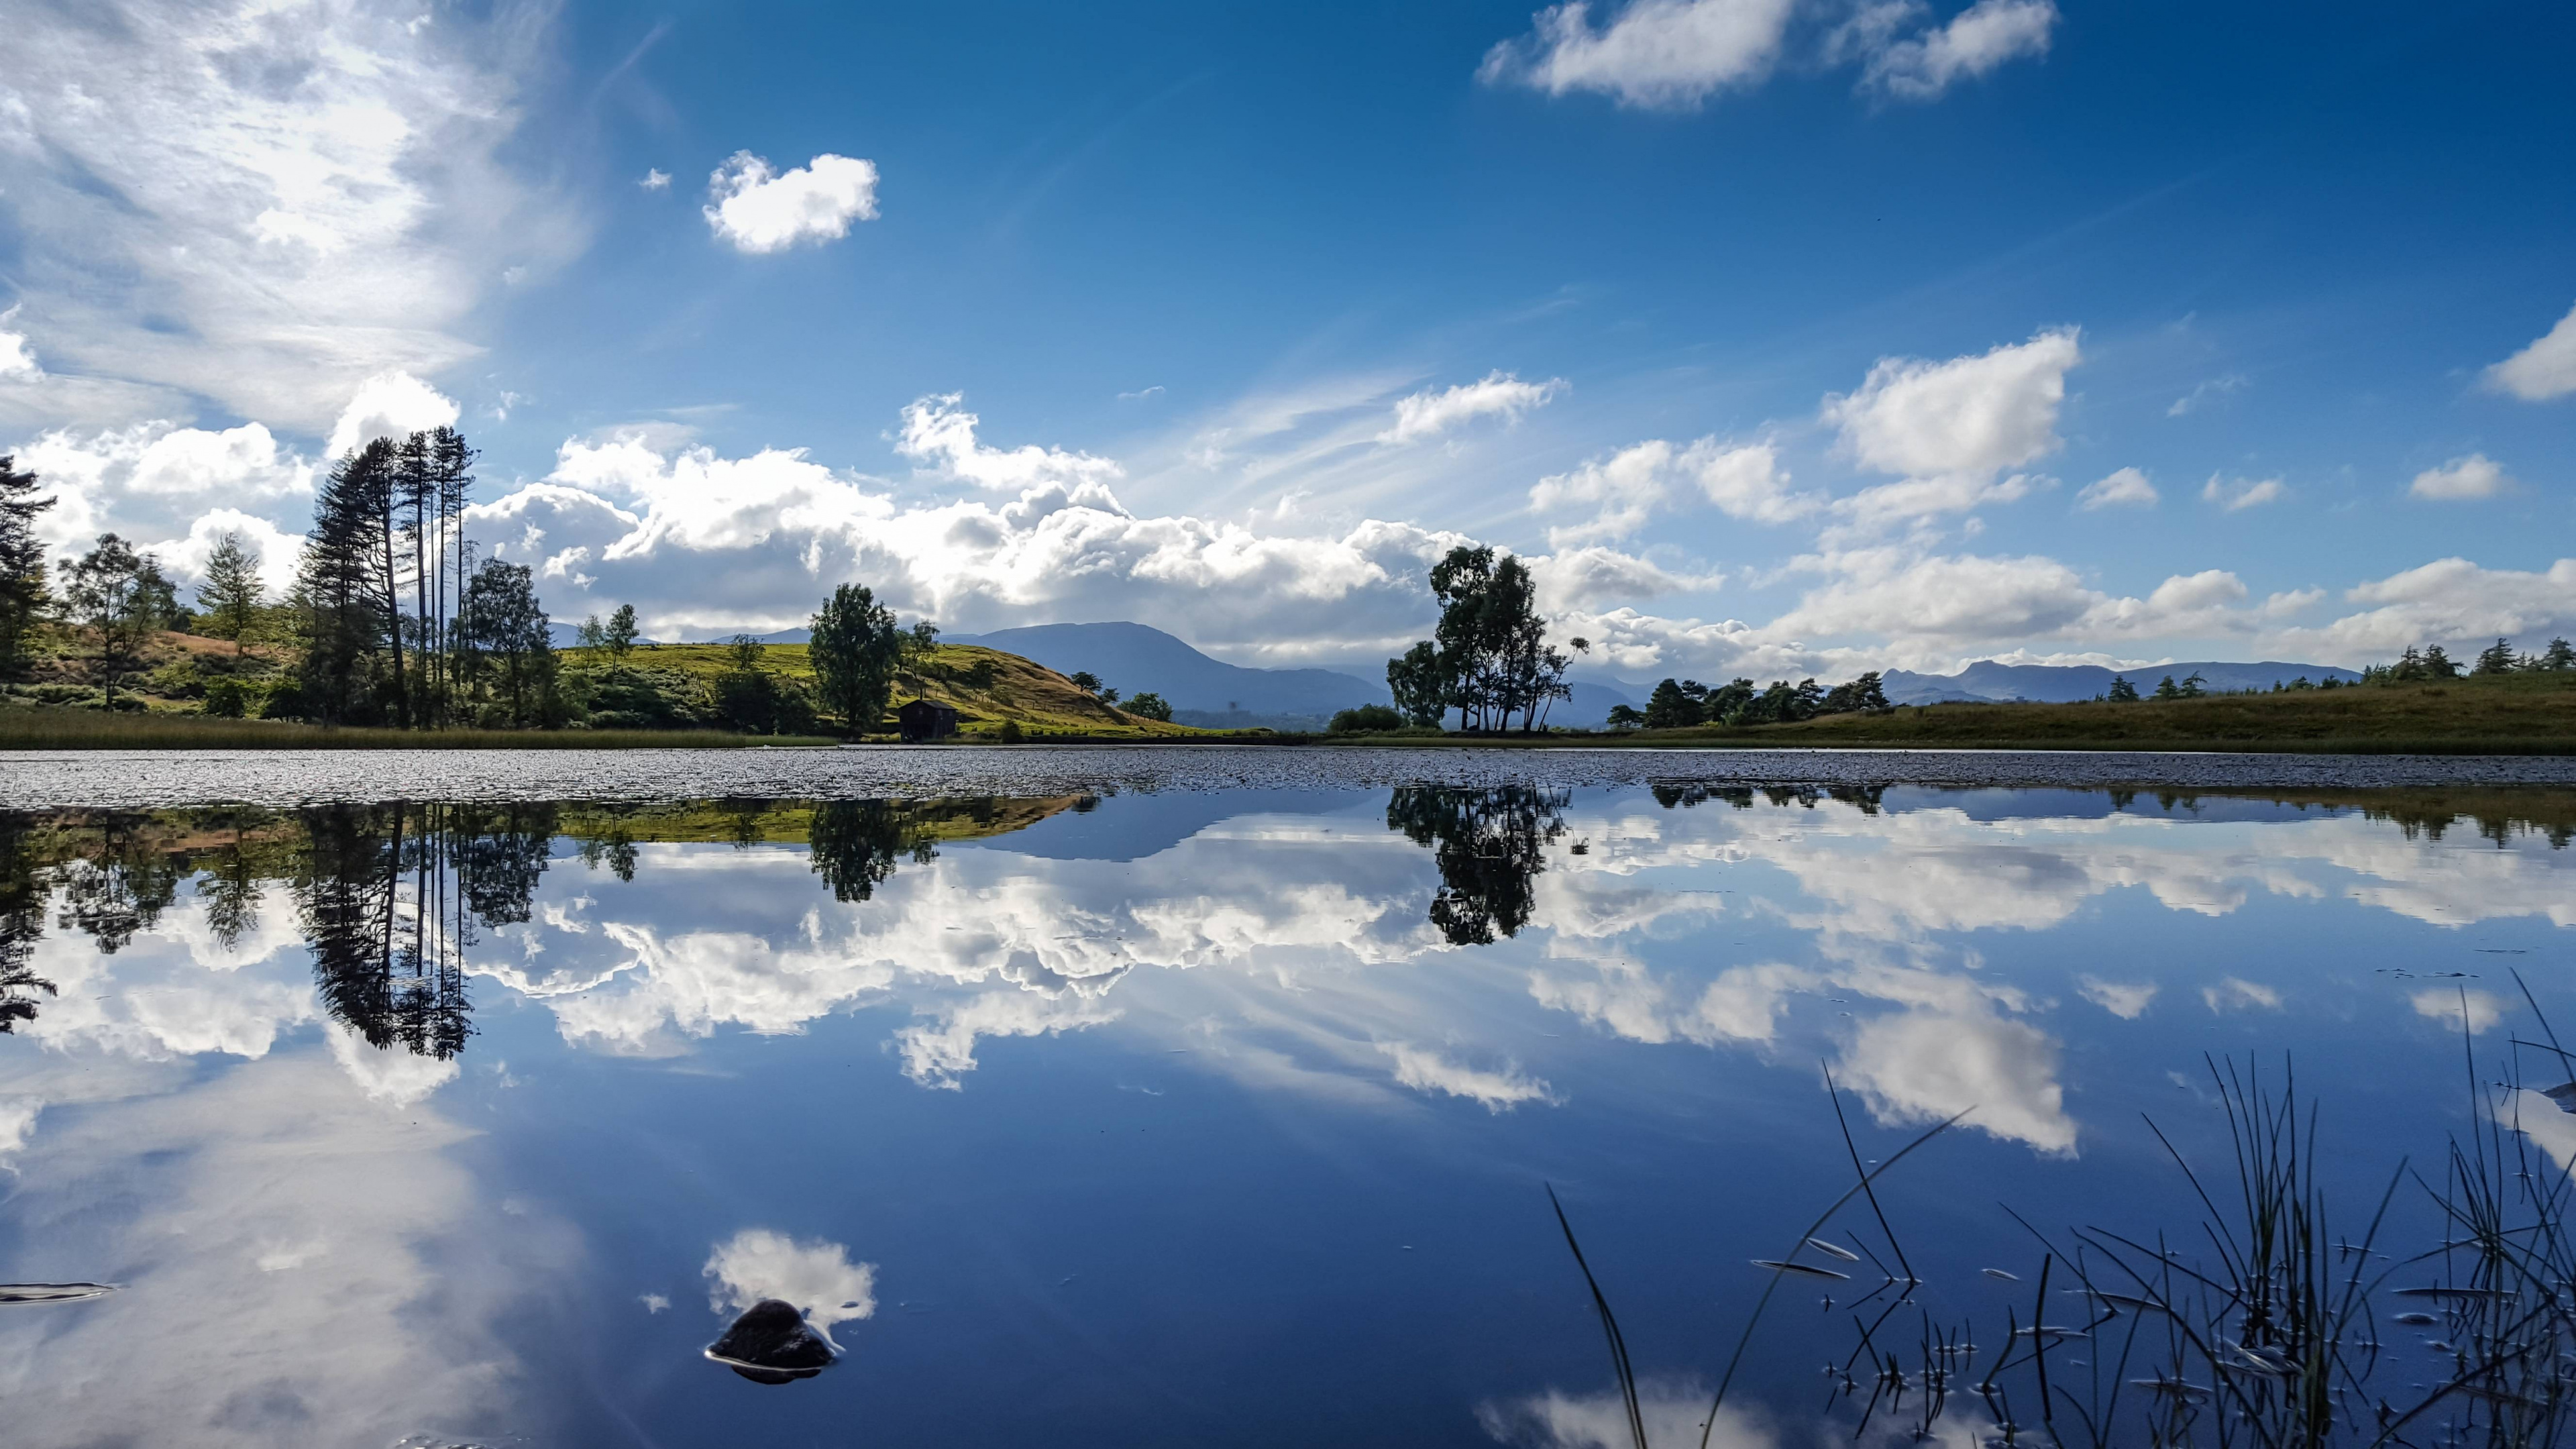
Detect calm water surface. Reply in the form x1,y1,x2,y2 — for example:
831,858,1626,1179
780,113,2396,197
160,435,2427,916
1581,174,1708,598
1,777,2571,1446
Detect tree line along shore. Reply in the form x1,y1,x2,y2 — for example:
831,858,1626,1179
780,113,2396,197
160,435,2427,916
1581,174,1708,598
0,435,2571,752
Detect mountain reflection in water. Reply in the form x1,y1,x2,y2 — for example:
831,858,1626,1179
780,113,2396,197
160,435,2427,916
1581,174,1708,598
0,782,2569,1448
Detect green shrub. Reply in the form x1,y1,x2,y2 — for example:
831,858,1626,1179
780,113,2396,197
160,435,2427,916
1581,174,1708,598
998,718,1024,744
1124,690,1173,722
203,678,248,718
1329,703,1405,733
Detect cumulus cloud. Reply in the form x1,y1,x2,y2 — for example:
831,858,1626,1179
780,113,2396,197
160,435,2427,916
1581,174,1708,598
1478,0,1799,109
898,393,1124,493
1841,1002,2076,1153
1817,328,2078,531
1530,437,1815,545
15,421,315,568
1379,1042,1560,1111
1858,0,2059,101
325,370,462,459
1380,371,1565,444
2202,474,2286,512
468,398,1460,654
0,0,568,431
2077,977,2156,1019
2412,988,2508,1035
703,151,881,254
0,315,40,380
703,1228,877,1340
2269,557,2576,659
2410,453,2512,501
2485,301,2576,402
2077,466,2157,510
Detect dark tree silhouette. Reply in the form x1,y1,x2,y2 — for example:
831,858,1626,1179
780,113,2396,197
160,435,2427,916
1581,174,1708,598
0,816,54,1032
1386,786,1570,945
0,455,56,675
808,800,938,903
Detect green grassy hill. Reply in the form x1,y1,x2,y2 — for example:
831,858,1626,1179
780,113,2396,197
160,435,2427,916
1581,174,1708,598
1603,671,2576,753
568,641,1205,738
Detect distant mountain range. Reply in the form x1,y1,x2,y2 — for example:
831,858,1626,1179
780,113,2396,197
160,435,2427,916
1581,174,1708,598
945,621,1637,730
1878,659,2363,706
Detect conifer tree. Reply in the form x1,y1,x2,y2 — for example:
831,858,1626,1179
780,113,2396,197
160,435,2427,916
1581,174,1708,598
197,529,265,655
0,455,54,674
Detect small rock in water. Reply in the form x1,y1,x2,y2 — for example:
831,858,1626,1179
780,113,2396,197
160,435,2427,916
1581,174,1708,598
704,1299,839,1385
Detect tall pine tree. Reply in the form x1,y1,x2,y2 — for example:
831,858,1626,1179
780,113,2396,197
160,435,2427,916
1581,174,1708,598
0,456,54,675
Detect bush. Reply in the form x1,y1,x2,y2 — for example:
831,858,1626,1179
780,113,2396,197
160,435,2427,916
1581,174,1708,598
203,678,248,718
998,718,1024,744
1329,704,1406,733
1124,691,1173,722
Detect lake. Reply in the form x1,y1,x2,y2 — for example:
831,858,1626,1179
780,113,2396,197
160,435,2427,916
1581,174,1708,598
3,751,2574,1446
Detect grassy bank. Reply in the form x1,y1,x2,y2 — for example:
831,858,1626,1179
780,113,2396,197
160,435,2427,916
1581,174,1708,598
1311,670,2576,753
0,706,837,751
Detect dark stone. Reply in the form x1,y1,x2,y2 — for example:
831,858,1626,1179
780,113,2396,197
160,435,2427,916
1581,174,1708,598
704,1299,838,1385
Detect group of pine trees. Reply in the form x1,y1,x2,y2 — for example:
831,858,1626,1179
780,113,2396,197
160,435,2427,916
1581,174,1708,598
2366,637,2576,683
293,427,561,727
1384,545,1585,732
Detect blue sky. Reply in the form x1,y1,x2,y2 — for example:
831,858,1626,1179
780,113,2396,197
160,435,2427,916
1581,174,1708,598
2,0,2571,678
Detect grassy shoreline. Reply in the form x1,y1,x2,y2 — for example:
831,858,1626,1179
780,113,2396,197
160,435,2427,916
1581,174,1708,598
9,670,2575,754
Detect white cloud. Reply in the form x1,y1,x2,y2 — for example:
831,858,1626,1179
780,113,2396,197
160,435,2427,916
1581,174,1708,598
1860,0,2059,100
15,421,316,566
1529,440,1675,545
0,315,40,380
703,151,881,254
1477,0,1799,109
325,1023,460,1106
2202,474,2287,511
1527,545,1719,614
2270,556,2576,659
1379,371,1566,444
702,1228,876,1340
1821,327,2079,518
2410,453,2512,501
2202,977,2281,1013
325,370,461,460
2078,466,2157,509
2412,987,2508,1035
478,400,1457,653
2077,977,2156,1019
1379,1042,1559,1111
2485,301,2576,402
1840,1002,2076,1153
1530,437,1815,545
1690,439,1818,523
0,0,568,432
639,168,672,191
898,392,1124,493
1774,549,2094,642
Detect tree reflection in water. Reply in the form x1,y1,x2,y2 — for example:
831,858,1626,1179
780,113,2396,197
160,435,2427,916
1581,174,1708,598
296,804,556,1061
808,800,940,904
1386,786,1570,945
0,815,52,1032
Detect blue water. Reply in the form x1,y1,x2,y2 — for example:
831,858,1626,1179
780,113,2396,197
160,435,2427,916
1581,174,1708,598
0,783,2567,1446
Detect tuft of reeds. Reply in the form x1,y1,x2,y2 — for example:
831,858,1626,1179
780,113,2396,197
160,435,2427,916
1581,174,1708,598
1539,975,2576,1448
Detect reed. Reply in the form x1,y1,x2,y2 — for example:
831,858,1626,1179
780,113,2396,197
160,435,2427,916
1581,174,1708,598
1539,977,2576,1447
